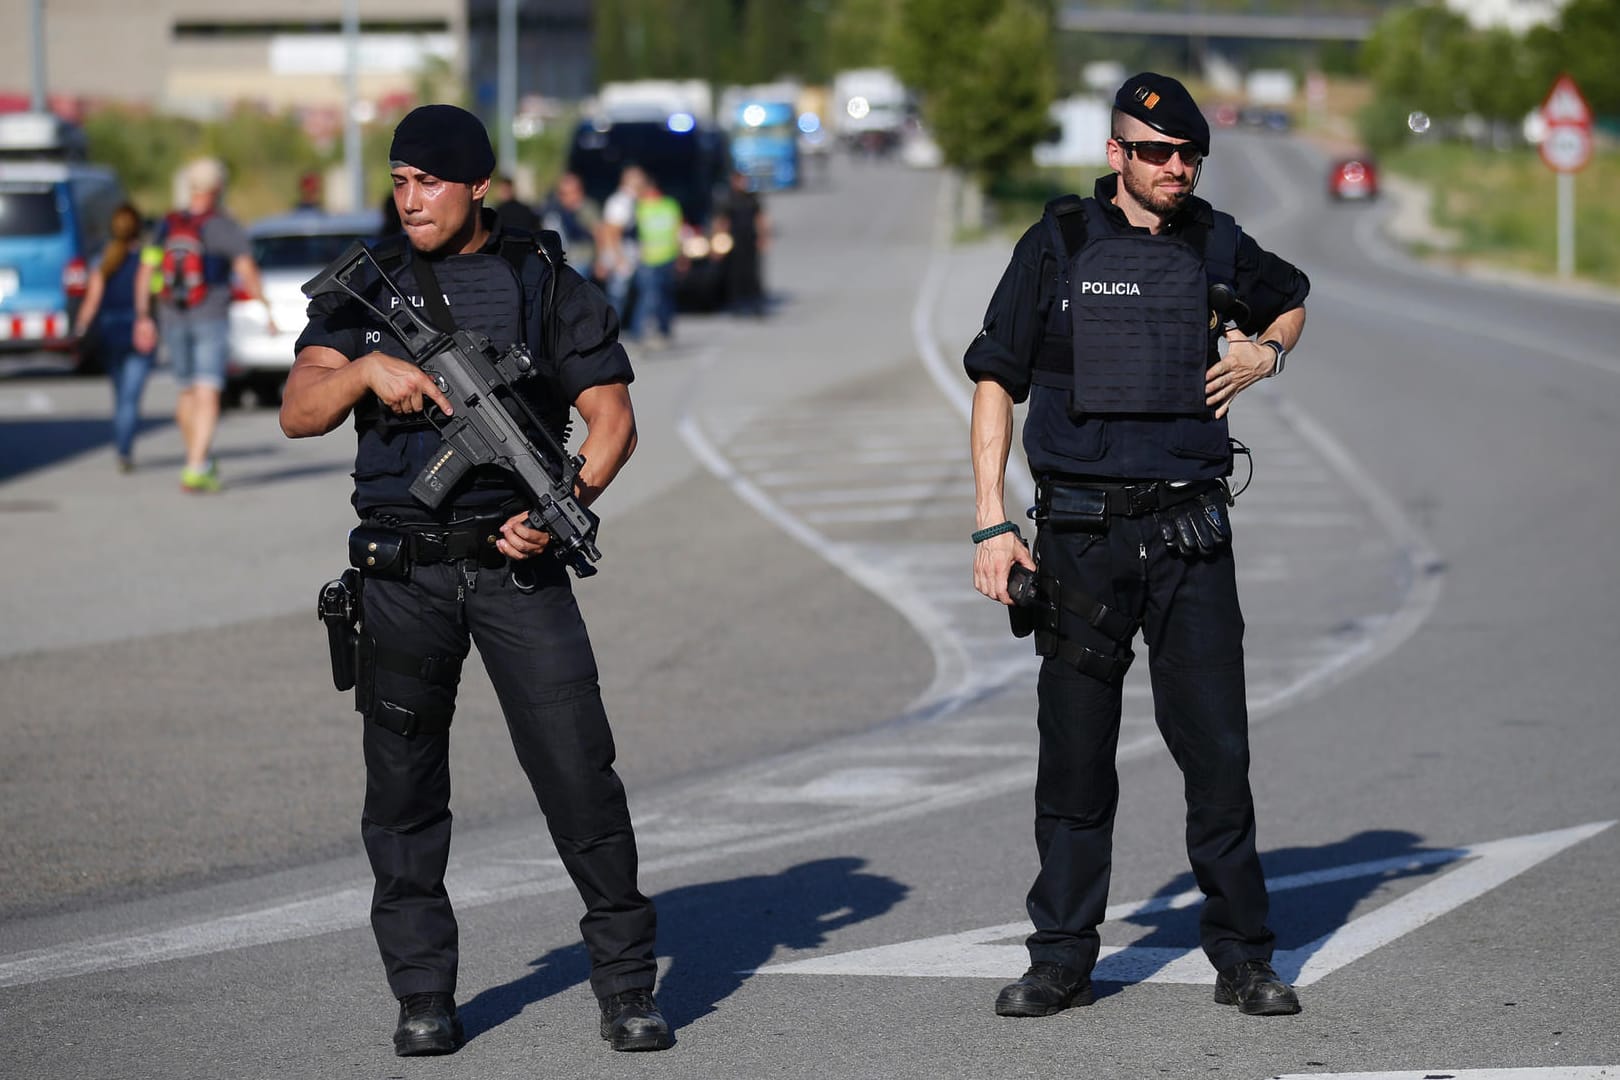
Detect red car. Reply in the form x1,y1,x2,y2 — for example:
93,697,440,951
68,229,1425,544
1328,157,1379,201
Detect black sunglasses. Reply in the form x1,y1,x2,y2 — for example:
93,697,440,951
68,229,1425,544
1113,138,1203,168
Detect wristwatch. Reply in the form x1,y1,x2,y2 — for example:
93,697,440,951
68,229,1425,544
1260,340,1287,377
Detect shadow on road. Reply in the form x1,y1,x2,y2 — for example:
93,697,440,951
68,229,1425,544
1115,828,1455,991
0,417,172,482
457,856,909,1042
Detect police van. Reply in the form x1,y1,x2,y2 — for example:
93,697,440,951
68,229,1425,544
0,112,125,368
567,82,733,310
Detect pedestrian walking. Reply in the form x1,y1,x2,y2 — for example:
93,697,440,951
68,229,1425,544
966,73,1311,1019
599,165,644,321
132,158,273,493
72,202,155,473
630,174,681,348
279,104,670,1058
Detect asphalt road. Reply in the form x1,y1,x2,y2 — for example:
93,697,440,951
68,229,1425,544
1,138,1616,1080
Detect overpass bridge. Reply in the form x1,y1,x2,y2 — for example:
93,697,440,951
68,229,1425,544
1058,4,1383,41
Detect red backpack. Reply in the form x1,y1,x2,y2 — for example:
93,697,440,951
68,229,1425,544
158,210,214,310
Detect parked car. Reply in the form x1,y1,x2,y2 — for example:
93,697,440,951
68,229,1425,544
226,209,381,406
1327,157,1379,201
0,159,125,370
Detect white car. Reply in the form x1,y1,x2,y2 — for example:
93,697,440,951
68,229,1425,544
227,209,382,406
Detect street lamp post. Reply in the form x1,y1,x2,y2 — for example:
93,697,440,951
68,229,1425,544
498,0,519,176
344,0,366,213
30,0,48,111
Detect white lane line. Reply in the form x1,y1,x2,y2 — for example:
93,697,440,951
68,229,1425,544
1273,1071,1618,1080
910,176,1038,514
1243,394,1445,716
1284,820,1614,986
1314,267,1620,378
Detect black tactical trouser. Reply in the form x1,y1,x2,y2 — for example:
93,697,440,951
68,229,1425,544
357,557,656,1001
1024,510,1276,976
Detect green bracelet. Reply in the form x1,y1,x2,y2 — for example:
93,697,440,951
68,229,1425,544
971,521,1020,544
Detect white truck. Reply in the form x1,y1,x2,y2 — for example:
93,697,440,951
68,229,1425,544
832,68,908,155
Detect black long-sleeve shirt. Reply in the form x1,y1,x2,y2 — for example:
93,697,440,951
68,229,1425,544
964,175,1309,481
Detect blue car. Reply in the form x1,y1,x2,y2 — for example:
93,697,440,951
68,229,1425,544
0,160,126,369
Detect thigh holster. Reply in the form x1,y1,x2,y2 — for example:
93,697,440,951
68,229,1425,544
356,635,464,737
1026,571,1140,685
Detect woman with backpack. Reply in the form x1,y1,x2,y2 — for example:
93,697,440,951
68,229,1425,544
73,202,155,474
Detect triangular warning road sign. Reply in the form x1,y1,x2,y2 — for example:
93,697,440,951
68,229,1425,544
1543,74,1592,128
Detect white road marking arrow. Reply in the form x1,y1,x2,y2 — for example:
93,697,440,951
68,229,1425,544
755,821,1613,986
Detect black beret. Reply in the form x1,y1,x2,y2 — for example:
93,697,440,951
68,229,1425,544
1114,72,1210,156
388,104,496,183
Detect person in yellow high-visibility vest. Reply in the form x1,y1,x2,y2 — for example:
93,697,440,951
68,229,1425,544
630,175,682,348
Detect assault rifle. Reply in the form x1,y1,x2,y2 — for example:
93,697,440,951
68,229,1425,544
302,240,601,578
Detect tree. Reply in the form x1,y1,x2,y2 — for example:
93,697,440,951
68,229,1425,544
824,0,903,74
594,0,738,84
1462,27,1542,129
908,0,1058,186
1360,4,1474,123
738,0,809,84
1540,0,1620,116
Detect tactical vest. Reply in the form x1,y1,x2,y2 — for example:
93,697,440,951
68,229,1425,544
351,230,568,517
1034,197,1240,419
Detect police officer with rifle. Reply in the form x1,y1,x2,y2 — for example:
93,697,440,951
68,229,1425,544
966,74,1310,1020
281,105,671,1056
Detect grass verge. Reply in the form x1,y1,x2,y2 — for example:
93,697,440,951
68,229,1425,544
1383,142,1620,286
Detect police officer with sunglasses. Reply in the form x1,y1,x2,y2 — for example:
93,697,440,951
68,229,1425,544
965,73,1310,1019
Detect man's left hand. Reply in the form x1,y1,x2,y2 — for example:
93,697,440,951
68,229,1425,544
1205,337,1276,419
497,512,551,560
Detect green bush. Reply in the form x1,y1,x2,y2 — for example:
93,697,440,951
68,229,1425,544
1387,142,1620,284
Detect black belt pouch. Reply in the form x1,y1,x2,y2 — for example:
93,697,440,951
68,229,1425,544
349,525,411,580
1044,486,1109,534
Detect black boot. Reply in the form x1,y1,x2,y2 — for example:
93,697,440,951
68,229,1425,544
599,988,673,1051
1213,960,1302,1016
994,962,1094,1017
393,992,464,1056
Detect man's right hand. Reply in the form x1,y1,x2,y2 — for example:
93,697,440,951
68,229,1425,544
364,352,454,417
973,531,1036,606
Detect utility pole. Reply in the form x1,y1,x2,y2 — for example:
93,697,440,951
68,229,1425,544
30,0,48,111
498,0,519,176
344,0,366,213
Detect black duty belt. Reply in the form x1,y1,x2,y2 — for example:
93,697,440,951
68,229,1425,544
1037,476,1222,518
375,519,506,565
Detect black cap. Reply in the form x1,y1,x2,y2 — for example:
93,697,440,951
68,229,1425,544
388,104,496,183
1113,72,1210,156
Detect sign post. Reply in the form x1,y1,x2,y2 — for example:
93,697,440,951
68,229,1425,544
1538,74,1593,278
